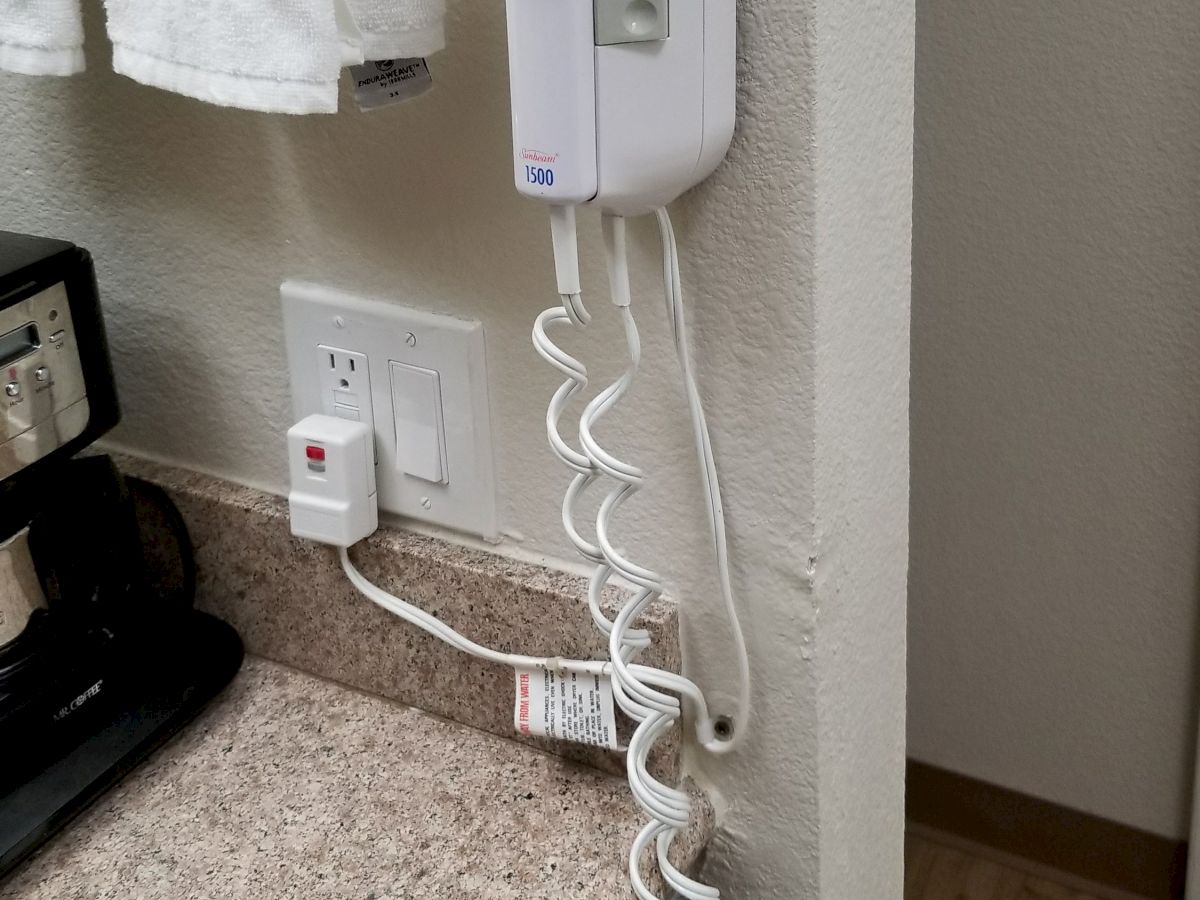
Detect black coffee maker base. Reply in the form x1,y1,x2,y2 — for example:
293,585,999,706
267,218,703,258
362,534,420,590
0,611,244,879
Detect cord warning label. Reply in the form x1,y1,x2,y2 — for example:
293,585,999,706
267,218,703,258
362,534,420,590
514,667,618,750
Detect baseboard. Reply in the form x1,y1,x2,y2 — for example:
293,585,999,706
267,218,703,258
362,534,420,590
906,760,1188,899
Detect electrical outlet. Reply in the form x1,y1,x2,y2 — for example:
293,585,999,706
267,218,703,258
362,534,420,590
281,281,499,541
317,346,376,459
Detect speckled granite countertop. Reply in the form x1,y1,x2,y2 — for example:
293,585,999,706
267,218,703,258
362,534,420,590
0,658,643,900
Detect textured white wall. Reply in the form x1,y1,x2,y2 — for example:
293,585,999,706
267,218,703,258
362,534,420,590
912,1,1200,839
812,1,912,895
0,1,911,893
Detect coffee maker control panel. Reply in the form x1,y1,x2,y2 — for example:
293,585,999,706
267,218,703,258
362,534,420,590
0,281,90,482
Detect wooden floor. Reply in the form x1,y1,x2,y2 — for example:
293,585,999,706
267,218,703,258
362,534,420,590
906,834,1111,900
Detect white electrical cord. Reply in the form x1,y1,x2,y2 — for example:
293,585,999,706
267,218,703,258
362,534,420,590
338,546,608,677
653,207,753,754
341,543,722,723
533,206,750,900
550,204,590,327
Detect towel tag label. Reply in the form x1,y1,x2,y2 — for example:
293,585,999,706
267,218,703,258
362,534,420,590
351,58,433,111
513,667,618,750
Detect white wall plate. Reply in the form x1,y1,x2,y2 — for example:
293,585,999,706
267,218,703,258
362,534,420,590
281,280,499,541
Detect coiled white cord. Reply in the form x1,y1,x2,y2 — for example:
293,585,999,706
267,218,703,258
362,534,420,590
533,207,749,900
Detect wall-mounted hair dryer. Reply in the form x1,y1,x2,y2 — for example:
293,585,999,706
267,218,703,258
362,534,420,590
504,1,736,217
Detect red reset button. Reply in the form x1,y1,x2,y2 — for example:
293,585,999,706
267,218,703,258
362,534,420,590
306,445,326,462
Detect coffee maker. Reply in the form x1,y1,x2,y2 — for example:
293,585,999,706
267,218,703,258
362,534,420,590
0,231,243,877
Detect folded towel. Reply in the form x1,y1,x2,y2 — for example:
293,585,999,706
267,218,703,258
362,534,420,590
100,0,445,114
0,0,85,76
102,0,343,114
343,0,445,61
334,0,368,67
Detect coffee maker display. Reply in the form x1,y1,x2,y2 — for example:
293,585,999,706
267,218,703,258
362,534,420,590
0,231,243,877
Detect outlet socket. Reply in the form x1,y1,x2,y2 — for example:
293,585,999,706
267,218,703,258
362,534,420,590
317,346,376,459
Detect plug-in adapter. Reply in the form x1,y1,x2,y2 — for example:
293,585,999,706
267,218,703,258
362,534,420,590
287,414,378,548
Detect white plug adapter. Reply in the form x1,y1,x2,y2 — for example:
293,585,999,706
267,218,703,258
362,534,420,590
288,414,378,548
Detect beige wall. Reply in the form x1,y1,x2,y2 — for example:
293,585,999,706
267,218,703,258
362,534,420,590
1,1,912,893
912,1,1200,838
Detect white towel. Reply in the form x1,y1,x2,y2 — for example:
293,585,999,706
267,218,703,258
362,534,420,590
102,0,344,114
0,0,85,76
334,0,368,67
343,0,445,61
